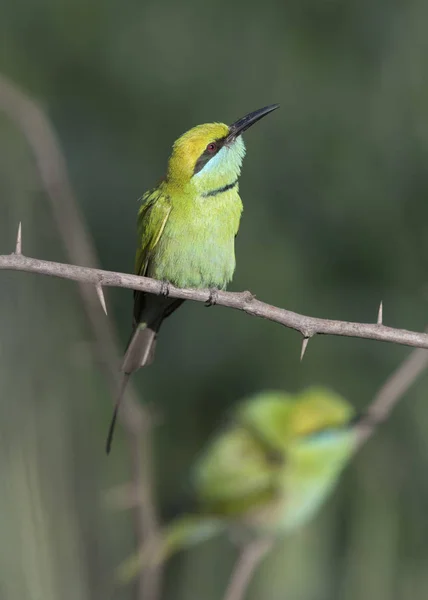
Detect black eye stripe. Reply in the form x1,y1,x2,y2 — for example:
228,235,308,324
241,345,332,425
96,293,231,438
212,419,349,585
193,136,227,175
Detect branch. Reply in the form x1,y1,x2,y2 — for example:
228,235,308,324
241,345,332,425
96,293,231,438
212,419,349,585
223,540,272,600
355,342,428,448
0,74,161,600
3,73,428,600
2,251,428,351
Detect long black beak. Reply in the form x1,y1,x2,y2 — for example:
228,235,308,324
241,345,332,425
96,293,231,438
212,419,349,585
226,104,279,142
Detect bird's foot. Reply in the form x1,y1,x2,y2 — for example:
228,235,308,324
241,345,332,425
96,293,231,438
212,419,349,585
160,281,171,297
205,287,219,307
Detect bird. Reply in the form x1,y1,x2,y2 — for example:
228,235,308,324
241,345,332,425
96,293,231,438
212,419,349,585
106,104,280,453
117,387,358,580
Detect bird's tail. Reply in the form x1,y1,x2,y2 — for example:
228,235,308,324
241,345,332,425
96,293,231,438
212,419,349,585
105,297,183,454
105,373,130,454
123,295,184,373
117,515,225,583
105,323,159,454
122,321,160,372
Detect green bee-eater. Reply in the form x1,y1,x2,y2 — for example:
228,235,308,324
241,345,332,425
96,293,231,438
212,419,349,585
118,387,357,579
106,105,279,452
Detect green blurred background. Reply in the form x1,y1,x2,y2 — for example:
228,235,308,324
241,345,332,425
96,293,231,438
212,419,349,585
2,0,428,598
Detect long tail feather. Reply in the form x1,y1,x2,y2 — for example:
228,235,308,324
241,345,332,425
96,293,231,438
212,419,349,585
122,322,159,373
106,373,130,454
105,324,156,454
105,296,183,454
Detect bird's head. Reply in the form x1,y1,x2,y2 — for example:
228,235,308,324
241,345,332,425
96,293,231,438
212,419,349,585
237,387,357,452
287,388,356,439
166,105,279,193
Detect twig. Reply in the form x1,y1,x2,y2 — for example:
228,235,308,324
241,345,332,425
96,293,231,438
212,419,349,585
355,344,428,448
223,540,272,600
1,251,428,352
0,74,161,600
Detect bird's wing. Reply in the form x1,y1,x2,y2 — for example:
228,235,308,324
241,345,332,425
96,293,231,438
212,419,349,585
135,188,172,277
192,426,283,518
132,189,172,324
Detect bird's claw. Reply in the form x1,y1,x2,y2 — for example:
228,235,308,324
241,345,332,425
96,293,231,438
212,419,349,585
160,281,170,297
205,287,219,307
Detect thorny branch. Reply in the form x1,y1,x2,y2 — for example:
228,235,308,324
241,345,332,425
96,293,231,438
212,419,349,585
0,74,161,600
3,73,428,600
2,250,428,352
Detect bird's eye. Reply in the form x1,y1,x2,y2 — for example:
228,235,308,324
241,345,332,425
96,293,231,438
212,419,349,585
206,142,217,153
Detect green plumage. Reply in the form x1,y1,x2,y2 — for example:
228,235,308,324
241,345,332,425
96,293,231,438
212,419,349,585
122,176,242,371
140,183,242,289
125,123,245,367
121,123,245,376
117,388,357,580
106,106,279,453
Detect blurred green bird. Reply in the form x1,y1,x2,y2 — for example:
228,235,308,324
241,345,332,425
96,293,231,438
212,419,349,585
118,387,357,580
106,104,279,453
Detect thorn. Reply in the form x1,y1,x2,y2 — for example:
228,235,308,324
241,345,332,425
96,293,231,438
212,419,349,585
15,222,22,254
300,337,309,361
377,301,383,325
95,283,107,315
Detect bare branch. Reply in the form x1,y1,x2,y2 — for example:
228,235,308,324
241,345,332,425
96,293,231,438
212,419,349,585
2,251,428,351
356,343,428,448
0,74,161,600
223,540,272,600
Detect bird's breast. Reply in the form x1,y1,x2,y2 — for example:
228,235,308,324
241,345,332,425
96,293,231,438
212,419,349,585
273,434,355,533
150,189,243,289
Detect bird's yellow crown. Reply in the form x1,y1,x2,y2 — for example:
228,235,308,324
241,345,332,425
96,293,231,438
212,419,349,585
166,122,246,193
237,387,355,450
